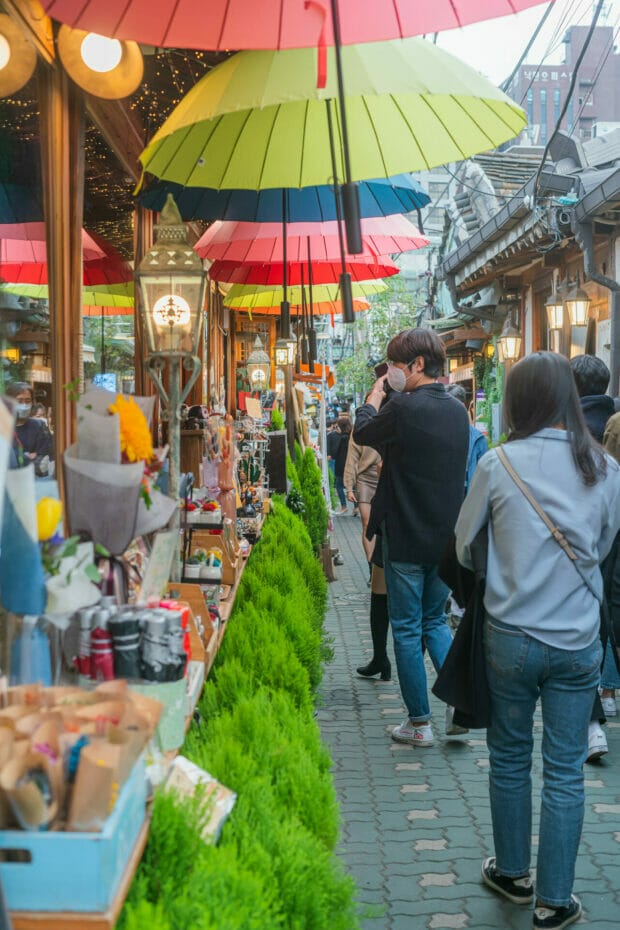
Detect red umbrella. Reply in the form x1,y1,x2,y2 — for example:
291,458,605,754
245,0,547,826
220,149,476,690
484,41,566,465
0,223,105,261
196,216,428,264
233,298,369,317
209,256,399,286
41,0,550,49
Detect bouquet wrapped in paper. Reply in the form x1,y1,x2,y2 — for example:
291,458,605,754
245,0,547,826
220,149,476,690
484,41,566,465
64,389,176,556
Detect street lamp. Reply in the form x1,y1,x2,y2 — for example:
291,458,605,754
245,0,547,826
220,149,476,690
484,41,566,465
545,292,564,331
136,193,206,535
565,276,591,327
274,337,290,368
498,314,522,362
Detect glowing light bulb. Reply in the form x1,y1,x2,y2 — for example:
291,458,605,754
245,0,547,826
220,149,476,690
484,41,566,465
80,33,122,73
152,294,191,328
0,35,10,71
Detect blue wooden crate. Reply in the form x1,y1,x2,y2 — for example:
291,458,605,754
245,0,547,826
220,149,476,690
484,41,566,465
0,756,147,912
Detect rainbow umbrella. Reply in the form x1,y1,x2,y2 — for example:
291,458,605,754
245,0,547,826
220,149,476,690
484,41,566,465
231,298,369,317
210,257,399,286
1,282,134,307
140,174,430,222
140,39,525,190
196,216,428,263
223,280,386,309
0,224,105,261
0,228,133,287
41,0,550,52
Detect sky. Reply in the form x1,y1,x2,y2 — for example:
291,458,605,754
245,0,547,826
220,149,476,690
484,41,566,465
435,0,620,85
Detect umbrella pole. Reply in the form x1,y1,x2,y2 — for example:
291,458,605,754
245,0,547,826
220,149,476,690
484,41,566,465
329,0,362,255
300,272,309,365
326,99,355,325
307,237,316,374
100,306,106,374
280,188,290,338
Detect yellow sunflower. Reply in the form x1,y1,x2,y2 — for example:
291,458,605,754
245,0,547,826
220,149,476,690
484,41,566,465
109,394,154,463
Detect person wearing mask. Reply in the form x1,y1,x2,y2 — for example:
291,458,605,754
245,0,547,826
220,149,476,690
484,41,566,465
456,352,620,930
354,328,470,746
5,382,52,473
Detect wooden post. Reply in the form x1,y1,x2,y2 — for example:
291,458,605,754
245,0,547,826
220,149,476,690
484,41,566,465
38,62,85,473
133,205,154,398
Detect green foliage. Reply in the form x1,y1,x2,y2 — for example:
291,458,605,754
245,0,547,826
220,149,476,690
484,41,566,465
473,352,504,439
296,447,329,551
120,499,356,930
83,316,134,382
328,465,338,509
268,407,284,431
286,453,302,492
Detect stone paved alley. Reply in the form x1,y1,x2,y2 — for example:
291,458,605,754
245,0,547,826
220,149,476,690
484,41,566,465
318,516,620,930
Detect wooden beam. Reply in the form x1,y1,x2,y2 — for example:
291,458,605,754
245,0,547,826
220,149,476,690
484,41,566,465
38,62,85,469
86,95,145,184
3,0,54,63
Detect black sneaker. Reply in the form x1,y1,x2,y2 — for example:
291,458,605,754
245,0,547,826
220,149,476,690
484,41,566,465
533,895,582,930
481,857,533,904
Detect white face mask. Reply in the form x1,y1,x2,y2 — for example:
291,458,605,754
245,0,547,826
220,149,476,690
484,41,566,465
16,403,32,419
386,365,409,393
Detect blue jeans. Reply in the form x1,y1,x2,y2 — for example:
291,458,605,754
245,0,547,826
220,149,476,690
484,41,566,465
485,616,602,907
601,644,620,690
334,475,346,508
383,538,453,722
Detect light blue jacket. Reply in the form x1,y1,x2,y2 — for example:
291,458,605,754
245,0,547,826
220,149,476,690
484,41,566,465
455,429,620,650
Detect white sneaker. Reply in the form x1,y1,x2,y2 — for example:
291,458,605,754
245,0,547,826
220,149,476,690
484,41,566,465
391,718,434,747
600,695,617,718
446,706,469,736
586,722,608,763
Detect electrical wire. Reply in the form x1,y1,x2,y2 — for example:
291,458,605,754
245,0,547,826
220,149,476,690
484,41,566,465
567,15,620,134
501,1,556,91
533,0,607,197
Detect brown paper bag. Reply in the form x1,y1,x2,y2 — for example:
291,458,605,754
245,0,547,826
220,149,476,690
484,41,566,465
67,740,122,832
106,725,146,785
5,684,42,708
0,752,59,830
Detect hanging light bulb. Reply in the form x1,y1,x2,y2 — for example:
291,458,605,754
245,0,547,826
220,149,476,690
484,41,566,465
565,274,591,327
498,315,522,362
0,14,37,98
545,292,564,330
80,33,123,73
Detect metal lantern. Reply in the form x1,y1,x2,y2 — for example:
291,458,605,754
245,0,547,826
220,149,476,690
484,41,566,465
545,293,564,330
274,337,290,368
565,278,591,327
136,194,206,357
246,335,271,388
498,316,522,362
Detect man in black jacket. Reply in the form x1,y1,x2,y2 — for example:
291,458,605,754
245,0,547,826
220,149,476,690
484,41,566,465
354,328,469,747
570,354,614,442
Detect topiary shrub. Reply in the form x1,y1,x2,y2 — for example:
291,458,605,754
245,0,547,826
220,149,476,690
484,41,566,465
296,447,329,552
119,496,357,930
268,407,284,431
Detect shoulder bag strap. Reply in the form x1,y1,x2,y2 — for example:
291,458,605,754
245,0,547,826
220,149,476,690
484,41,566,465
495,445,600,603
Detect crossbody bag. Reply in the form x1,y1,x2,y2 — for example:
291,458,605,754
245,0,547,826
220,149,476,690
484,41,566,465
496,445,619,671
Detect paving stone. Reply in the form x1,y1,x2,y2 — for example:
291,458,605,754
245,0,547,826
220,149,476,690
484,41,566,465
318,517,619,930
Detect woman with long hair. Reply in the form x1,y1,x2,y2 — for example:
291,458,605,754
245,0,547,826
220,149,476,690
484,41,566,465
455,352,620,930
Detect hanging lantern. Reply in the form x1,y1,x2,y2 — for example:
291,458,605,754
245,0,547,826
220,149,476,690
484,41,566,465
498,316,522,362
545,292,564,330
274,337,290,368
136,194,206,357
246,335,271,388
565,277,591,327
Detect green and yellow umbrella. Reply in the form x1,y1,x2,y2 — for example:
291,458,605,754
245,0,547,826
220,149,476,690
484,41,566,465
2,281,134,307
222,280,386,309
140,38,526,190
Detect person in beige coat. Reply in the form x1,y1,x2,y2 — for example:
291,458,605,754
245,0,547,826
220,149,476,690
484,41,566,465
344,436,381,564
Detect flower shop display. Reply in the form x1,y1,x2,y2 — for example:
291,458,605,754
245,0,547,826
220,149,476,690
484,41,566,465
63,388,176,557
183,497,222,525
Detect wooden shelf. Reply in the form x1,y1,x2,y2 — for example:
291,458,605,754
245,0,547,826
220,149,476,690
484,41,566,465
10,818,150,930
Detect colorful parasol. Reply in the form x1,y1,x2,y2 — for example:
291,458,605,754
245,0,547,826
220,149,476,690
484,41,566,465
1,282,134,307
196,216,428,263
140,174,430,223
210,257,399,286
0,224,105,261
0,228,133,287
41,1,551,50
231,298,369,317
140,39,526,191
222,280,386,309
